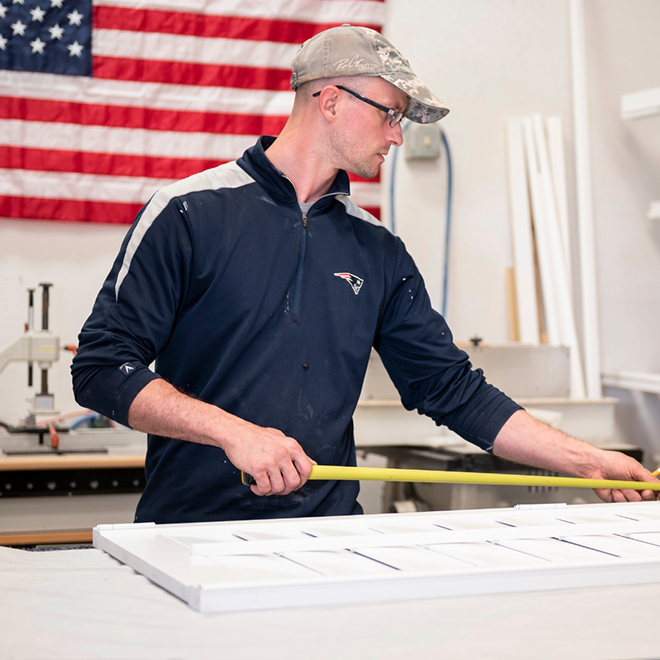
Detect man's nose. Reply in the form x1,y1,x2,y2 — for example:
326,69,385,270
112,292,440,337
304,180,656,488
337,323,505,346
388,121,404,147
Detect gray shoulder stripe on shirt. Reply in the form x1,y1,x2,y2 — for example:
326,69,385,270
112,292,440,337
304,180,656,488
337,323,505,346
114,162,255,300
335,195,390,231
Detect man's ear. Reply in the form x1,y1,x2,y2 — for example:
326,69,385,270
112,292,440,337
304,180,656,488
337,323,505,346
317,86,340,123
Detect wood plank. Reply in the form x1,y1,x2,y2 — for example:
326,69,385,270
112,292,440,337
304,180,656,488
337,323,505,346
0,529,93,546
0,454,145,472
505,266,520,342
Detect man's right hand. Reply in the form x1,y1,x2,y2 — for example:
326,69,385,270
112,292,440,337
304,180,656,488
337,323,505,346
127,378,315,497
222,421,315,496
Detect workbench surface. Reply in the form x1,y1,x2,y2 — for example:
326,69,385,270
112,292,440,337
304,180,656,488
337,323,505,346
1,544,656,660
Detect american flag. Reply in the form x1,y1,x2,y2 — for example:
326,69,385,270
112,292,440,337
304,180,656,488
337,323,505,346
0,0,385,225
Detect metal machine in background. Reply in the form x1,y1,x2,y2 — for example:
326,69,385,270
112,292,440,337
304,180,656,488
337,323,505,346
0,284,147,546
0,284,62,433
0,283,128,453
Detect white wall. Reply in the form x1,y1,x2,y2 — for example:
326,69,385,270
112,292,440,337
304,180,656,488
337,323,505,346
584,0,660,461
383,0,660,460
1,1,660,460
383,0,575,341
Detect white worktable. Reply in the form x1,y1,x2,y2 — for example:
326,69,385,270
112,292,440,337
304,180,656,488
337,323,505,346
1,543,657,660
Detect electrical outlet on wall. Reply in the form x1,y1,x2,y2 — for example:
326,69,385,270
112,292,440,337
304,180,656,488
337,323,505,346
404,123,441,160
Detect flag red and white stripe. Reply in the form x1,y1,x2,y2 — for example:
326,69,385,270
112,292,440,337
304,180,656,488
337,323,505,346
0,0,385,225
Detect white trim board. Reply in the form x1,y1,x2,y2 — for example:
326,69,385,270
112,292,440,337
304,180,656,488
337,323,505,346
621,87,660,120
602,371,660,394
94,501,660,613
530,114,586,399
505,117,539,345
523,116,561,345
545,117,574,293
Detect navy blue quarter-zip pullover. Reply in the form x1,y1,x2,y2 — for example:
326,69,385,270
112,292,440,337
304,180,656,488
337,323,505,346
71,136,521,524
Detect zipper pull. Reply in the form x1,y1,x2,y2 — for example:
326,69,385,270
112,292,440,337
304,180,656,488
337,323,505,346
302,212,308,228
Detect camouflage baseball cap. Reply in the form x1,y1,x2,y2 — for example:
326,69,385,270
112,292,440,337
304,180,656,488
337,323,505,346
290,24,449,124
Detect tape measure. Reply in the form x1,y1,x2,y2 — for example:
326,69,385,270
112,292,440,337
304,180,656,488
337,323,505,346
241,465,660,491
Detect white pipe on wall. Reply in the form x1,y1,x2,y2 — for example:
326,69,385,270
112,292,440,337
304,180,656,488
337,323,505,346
569,0,602,399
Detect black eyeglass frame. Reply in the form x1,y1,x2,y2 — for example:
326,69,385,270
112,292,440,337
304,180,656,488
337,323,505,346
312,85,406,127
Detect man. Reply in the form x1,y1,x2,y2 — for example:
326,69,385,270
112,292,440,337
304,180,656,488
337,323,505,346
71,25,657,524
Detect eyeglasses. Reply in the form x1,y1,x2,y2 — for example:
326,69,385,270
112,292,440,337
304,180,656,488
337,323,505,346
312,85,406,127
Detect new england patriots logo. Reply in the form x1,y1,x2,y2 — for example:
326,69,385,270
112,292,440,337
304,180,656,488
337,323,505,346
334,272,364,295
